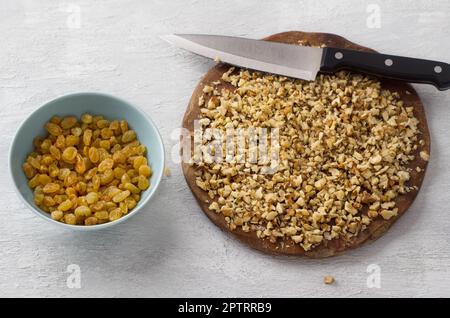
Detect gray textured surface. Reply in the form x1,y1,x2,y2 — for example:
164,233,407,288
1,0,450,297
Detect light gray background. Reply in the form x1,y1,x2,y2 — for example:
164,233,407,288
1,0,449,297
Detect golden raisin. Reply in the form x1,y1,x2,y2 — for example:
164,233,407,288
50,116,61,124
92,175,101,191
28,175,39,189
88,147,100,163
46,123,62,136
28,156,41,169
99,140,111,150
127,169,138,178
125,197,137,210
100,169,115,185
110,120,119,131
112,190,130,203
58,199,73,211
71,127,82,137
41,155,54,166
22,162,36,178
75,181,87,194
138,165,152,177
55,135,66,149
64,213,77,225
51,210,64,221
58,168,71,180
75,155,87,174
113,167,126,179
81,113,93,124
43,196,56,206
120,120,128,133
113,150,127,164
101,128,113,139
65,135,80,147
74,206,91,217
123,183,140,194
60,116,77,129
38,174,52,185
122,130,136,143
109,208,123,221
40,139,52,152
65,187,76,197
133,156,147,170
103,186,121,199
62,147,77,162
64,172,78,187
98,158,114,172
121,173,131,184
43,182,60,194
86,192,98,204
83,129,93,146
94,211,109,220
34,193,45,205
49,145,61,160
24,115,151,226
135,145,146,155
119,201,128,214
84,217,98,225
97,119,109,129
137,175,149,190
48,164,59,178
85,167,97,180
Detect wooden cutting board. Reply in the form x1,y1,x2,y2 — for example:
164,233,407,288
181,31,430,258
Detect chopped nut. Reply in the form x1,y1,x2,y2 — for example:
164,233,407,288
265,211,278,221
296,197,305,206
198,95,205,106
209,201,219,212
397,171,410,182
203,85,214,93
369,154,382,165
380,208,398,220
255,187,263,199
314,178,327,190
334,190,345,200
192,67,421,251
381,201,395,209
275,203,284,214
291,235,303,243
420,151,429,161
344,201,358,215
309,234,323,244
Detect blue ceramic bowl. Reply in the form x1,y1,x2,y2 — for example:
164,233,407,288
9,92,165,230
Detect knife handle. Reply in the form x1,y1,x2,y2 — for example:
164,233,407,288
321,47,450,90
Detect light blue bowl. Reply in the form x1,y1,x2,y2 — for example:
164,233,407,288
9,92,165,230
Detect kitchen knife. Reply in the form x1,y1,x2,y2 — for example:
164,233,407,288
162,34,450,91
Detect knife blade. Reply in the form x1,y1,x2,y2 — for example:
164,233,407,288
162,34,450,90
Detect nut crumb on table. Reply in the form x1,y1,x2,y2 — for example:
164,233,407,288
324,275,335,285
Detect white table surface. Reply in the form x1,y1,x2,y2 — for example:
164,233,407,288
1,0,450,298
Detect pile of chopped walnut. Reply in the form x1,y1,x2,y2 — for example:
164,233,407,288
192,67,427,251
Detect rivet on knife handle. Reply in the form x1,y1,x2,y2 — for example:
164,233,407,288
320,47,450,90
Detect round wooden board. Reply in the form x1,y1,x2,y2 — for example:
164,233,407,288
181,31,430,258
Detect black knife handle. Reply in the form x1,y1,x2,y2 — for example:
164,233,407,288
321,47,450,90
